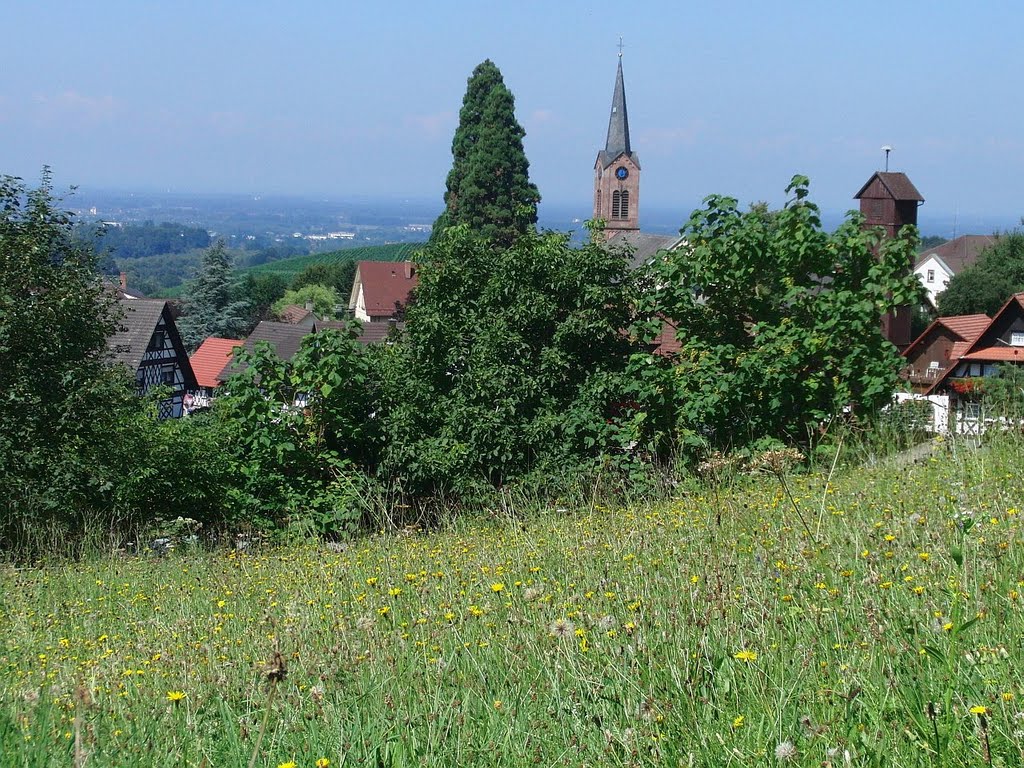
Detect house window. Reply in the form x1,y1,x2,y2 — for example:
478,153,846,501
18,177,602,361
926,269,935,283
161,364,175,385
148,329,166,352
1011,332,1024,347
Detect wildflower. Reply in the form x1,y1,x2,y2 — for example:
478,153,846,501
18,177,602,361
316,760,330,768
523,586,543,602
970,705,989,716
490,583,504,593
355,616,376,632
493,700,503,710
166,690,185,704
732,715,744,728
596,615,616,632
774,740,797,761
277,763,296,768
734,649,757,663
549,619,575,638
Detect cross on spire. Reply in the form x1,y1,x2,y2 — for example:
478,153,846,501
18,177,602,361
617,37,624,57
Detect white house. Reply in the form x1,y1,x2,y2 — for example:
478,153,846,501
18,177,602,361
914,235,997,307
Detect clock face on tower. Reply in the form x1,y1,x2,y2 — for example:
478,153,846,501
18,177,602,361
615,166,629,180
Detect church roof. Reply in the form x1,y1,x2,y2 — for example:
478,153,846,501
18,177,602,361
598,58,639,170
606,230,683,269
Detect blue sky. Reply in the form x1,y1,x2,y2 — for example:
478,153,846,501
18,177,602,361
3,1,1023,232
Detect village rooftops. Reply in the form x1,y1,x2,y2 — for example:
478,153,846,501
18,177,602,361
189,337,243,390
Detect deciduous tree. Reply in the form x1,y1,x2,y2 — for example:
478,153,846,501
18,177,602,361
631,176,924,457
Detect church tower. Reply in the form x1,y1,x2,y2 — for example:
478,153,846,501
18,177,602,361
594,54,640,234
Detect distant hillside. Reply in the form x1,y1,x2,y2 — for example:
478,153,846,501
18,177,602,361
242,242,424,279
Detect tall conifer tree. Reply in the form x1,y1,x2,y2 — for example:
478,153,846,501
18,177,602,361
178,240,249,350
431,60,540,247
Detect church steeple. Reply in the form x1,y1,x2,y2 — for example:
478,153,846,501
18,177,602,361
594,51,640,233
601,56,632,166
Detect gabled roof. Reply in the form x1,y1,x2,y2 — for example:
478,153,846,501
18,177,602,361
219,321,312,380
190,337,243,389
902,313,990,362
606,231,684,269
928,293,1024,392
913,235,998,274
351,261,418,318
941,314,992,340
854,172,924,202
313,320,399,344
278,304,313,324
597,57,640,170
107,299,168,370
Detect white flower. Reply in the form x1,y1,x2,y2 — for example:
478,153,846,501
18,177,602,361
774,741,797,762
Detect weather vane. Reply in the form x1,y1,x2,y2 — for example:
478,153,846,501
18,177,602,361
882,145,892,172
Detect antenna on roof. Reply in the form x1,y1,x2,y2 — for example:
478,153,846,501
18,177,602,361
881,145,893,172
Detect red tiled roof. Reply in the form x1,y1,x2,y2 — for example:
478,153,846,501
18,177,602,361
356,261,418,318
949,341,973,359
902,313,990,361
279,304,313,324
939,314,991,343
190,337,244,389
961,346,1024,362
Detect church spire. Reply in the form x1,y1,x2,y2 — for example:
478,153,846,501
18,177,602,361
603,55,631,162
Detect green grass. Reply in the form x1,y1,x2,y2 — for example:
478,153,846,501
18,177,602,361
2,435,1024,766
242,243,424,280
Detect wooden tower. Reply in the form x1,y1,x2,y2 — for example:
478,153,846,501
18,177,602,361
854,171,924,350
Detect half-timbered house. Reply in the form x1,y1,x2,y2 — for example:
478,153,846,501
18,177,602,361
107,299,196,418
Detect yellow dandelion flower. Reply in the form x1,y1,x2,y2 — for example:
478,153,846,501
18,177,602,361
970,705,989,715
166,690,185,703
732,715,744,728
277,763,296,768
491,583,504,593
316,760,330,768
734,650,757,663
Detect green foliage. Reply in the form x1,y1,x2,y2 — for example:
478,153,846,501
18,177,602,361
76,221,212,259
0,172,145,547
177,241,251,350
938,231,1024,316
217,327,381,536
291,259,357,299
381,224,637,495
233,271,288,329
242,243,421,279
271,283,339,319
632,176,925,459
431,60,540,247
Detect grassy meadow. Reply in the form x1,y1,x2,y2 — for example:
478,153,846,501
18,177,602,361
2,436,1023,767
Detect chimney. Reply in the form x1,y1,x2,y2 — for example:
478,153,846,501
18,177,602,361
304,301,314,312
119,271,128,290
404,261,413,279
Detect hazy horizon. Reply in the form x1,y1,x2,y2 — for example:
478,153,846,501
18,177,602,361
6,2,1024,226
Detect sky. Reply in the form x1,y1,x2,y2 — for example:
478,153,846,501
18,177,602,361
4,1,1024,233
